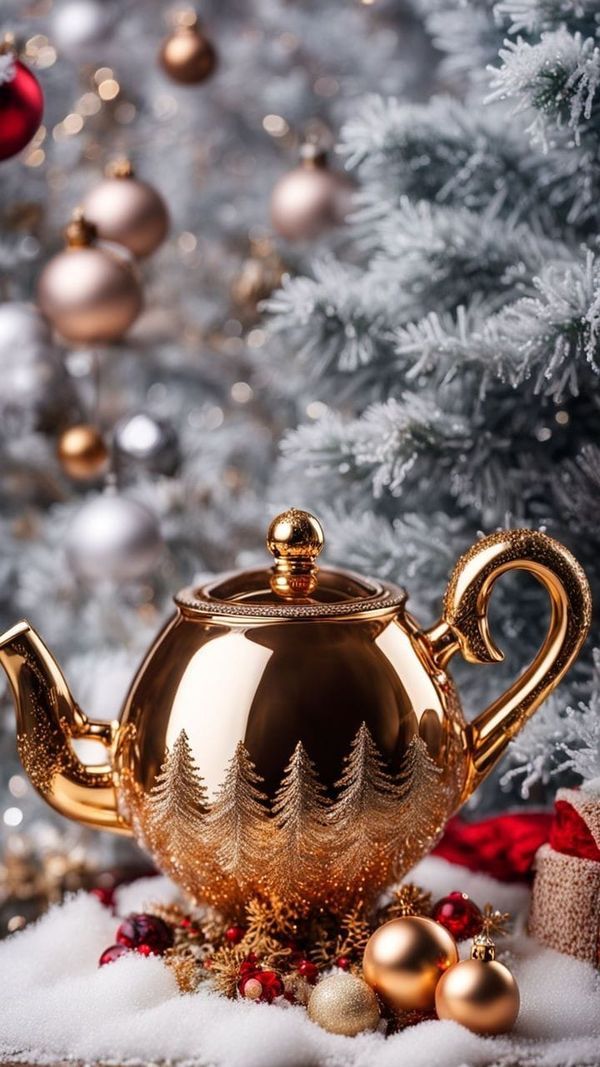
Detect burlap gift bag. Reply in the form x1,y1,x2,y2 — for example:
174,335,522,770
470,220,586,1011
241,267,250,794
528,786,600,967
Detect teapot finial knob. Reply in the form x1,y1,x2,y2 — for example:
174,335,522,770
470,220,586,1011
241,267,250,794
267,508,324,599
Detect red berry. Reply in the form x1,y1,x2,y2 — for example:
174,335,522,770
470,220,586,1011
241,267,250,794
431,891,483,940
297,958,318,983
99,944,129,967
225,925,246,944
239,969,283,1003
336,956,351,970
90,886,115,910
116,913,174,955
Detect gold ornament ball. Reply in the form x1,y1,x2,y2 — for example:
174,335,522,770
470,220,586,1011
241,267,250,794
363,917,459,1012
37,213,143,344
435,958,520,1035
267,507,324,561
270,147,354,241
82,161,169,258
57,424,109,481
159,18,217,85
307,974,381,1036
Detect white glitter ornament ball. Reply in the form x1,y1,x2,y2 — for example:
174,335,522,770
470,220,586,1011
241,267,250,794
0,302,78,434
113,412,179,477
52,0,113,61
66,490,163,583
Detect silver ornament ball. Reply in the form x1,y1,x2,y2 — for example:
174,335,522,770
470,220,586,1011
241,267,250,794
52,0,113,60
0,302,79,434
113,412,180,477
0,301,51,350
66,491,163,583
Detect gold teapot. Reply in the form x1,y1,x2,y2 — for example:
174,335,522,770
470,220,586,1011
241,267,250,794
0,510,591,912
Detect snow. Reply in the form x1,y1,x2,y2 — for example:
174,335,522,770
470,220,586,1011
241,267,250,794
0,857,598,1067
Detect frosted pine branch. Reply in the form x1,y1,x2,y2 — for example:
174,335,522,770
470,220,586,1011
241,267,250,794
503,650,600,792
488,29,600,147
280,397,470,502
496,0,600,38
490,249,600,398
341,96,538,218
373,199,564,313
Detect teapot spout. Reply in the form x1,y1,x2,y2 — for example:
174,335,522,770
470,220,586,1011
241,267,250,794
0,621,130,834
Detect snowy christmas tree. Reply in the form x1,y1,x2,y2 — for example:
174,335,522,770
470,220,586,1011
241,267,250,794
0,0,434,866
266,0,600,809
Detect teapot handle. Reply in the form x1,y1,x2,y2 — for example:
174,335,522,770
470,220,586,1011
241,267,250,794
425,529,592,794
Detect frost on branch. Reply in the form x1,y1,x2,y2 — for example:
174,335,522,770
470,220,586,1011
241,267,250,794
503,650,600,794
496,0,600,37
488,29,600,147
490,250,600,399
280,397,470,503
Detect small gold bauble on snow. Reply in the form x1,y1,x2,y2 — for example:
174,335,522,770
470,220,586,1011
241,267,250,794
82,160,169,258
270,143,354,241
435,915,519,1035
57,423,109,481
307,973,381,1036
363,916,458,1012
159,9,217,85
37,211,143,344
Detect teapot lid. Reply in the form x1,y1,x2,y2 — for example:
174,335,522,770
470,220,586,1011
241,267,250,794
175,509,406,620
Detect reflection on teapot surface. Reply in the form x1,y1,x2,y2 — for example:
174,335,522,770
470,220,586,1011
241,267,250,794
0,510,591,911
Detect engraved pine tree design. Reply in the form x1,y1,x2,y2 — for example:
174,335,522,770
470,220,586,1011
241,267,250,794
203,740,269,888
394,734,444,868
330,722,405,887
146,730,208,873
130,726,449,911
270,741,329,898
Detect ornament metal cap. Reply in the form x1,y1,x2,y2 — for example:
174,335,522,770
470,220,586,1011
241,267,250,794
106,158,135,179
300,141,328,168
64,209,97,248
172,7,199,30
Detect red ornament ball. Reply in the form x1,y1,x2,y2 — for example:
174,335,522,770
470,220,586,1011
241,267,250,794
238,968,284,1003
90,886,116,910
225,924,246,944
0,56,44,162
336,956,351,970
297,959,319,983
99,943,129,967
116,913,174,955
431,892,483,941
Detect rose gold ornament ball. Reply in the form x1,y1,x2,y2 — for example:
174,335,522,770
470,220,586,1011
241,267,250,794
159,17,217,85
363,917,459,1012
435,957,520,1035
82,161,169,258
37,215,143,344
57,423,109,481
270,146,354,241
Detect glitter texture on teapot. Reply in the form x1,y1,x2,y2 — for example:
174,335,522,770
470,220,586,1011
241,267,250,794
119,724,458,913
